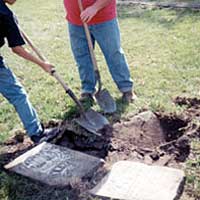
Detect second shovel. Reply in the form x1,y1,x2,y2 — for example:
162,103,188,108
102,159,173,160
78,0,117,114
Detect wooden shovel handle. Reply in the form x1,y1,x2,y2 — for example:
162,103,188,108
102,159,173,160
19,27,74,94
18,26,86,115
78,0,102,91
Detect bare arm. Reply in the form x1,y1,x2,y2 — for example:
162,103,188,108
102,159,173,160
92,0,112,11
12,46,53,73
3,0,16,5
4,0,54,73
80,0,113,23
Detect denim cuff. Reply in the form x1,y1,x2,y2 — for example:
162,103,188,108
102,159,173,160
81,89,96,95
119,87,133,93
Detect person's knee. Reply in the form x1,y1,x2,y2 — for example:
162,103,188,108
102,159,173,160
8,89,28,106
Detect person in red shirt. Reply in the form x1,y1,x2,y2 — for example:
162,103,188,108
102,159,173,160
64,0,136,103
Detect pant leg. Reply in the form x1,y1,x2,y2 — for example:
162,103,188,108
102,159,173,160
68,22,96,94
0,64,42,137
90,18,133,93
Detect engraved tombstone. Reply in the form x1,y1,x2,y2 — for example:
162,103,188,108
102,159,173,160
5,142,104,186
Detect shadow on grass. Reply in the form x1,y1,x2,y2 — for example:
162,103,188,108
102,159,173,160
55,100,93,120
118,5,200,29
55,96,130,126
58,104,80,120
104,97,131,125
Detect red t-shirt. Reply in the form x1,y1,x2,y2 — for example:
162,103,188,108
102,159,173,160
64,0,116,25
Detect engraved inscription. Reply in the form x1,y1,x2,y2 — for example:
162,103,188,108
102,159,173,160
8,143,102,186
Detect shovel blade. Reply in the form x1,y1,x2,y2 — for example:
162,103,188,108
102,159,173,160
95,89,116,114
75,109,109,136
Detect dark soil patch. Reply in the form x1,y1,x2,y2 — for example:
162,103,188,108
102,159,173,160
174,96,200,108
156,113,189,141
1,96,200,200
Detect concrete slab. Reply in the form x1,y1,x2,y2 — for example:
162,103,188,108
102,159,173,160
90,161,185,200
4,142,104,187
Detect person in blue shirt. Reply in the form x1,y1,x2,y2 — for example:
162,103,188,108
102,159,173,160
0,0,60,143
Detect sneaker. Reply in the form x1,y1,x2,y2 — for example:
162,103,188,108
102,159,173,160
31,127,60,144
79,93,94,107
122,91,137,103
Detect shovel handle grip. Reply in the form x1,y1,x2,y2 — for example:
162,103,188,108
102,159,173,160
77,0,97,70
20,26,57,77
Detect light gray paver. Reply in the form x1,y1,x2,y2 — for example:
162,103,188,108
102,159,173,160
90,161,185,200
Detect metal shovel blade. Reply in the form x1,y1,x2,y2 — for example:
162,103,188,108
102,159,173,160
95,89,117,114
75,109,109,136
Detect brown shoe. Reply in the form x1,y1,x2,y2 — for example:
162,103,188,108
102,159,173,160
122,91,137,103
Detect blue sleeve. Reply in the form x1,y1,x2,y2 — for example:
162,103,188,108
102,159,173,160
2,14,25,48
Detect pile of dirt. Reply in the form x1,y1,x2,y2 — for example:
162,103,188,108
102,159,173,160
111,111,165,149
55,106,194,167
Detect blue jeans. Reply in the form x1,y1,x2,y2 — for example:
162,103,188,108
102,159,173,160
0,62,42,137
68,18,133,94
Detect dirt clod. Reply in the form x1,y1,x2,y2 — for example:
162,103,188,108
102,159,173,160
150,152,160,161
174,96,200,108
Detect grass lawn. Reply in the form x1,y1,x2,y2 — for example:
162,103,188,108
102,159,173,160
0,0,200,199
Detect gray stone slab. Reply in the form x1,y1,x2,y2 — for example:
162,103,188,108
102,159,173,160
90,161,185,200
4,142,104,186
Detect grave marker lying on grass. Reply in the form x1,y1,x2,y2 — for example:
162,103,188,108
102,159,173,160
4,142,104,187
90,161,185,200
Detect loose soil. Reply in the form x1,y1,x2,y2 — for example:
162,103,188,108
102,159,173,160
0,96,200,200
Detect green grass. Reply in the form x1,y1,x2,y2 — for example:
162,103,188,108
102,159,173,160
185,140,200,197
0,0,200,199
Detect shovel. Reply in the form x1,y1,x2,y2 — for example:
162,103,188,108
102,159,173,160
78,0,117,114
19,27,109,136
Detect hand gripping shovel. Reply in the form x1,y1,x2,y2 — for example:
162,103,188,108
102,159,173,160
78,0,117,114
19,28,109,136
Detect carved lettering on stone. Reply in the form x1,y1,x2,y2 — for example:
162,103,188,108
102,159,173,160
5,142,104,186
